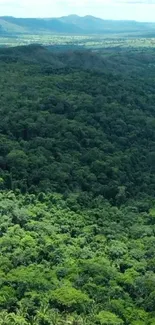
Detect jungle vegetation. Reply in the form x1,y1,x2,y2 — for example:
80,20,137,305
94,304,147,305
0,45,155,324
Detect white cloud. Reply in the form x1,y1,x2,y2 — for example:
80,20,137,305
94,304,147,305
1,0,155,20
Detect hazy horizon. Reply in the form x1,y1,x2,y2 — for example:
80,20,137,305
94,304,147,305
1,0,155,22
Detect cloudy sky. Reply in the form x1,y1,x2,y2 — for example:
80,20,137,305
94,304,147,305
1,0,155,21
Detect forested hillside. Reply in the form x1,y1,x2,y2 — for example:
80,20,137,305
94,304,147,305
0,45,155,324
1,45,155,203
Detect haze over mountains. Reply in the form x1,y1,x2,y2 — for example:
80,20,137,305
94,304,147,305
1,14,155,35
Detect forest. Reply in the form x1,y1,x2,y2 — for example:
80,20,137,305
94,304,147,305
0,44,155,324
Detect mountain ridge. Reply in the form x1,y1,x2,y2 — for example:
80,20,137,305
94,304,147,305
0,14,155,35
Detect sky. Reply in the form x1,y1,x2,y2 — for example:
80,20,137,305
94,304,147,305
1,0,155,22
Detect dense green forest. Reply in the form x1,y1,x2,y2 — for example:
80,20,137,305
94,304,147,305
0,191,155,325
2,45,155,203
0,45,155,324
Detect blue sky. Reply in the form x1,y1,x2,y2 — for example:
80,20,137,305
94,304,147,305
1,0,155,21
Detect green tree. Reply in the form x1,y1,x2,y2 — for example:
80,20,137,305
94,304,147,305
96,311,124,325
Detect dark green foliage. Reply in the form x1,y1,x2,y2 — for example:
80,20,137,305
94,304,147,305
1,46,155,203
0,45,155,324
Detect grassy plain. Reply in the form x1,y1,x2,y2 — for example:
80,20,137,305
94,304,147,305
1,33,155,49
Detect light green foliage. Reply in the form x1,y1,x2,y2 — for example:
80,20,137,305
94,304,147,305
96,311,124,325
51,286,91,311
0,192,154,324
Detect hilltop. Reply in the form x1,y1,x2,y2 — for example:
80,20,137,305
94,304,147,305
0,14,155,35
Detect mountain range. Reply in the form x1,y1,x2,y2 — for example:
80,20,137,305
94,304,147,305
1,15,155,35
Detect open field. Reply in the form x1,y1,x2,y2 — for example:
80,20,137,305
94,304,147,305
1,33,155,49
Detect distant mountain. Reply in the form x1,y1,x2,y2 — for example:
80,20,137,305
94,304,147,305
0,16,82,35
0,15,155,35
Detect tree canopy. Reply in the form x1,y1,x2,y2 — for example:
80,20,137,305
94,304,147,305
0,45,155,324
